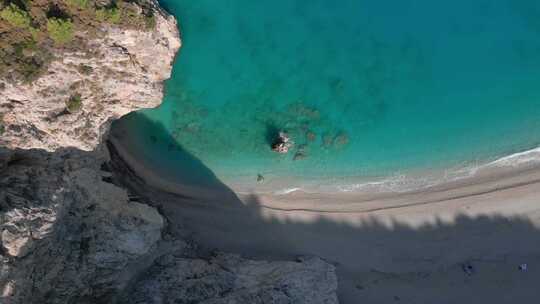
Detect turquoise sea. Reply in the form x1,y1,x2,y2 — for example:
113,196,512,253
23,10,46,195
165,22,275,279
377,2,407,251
114,0,540,192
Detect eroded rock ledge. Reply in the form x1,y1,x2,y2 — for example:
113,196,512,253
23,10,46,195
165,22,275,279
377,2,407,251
0,1,339,303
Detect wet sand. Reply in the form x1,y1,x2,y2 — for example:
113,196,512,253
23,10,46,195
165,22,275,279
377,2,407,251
110,136,540,303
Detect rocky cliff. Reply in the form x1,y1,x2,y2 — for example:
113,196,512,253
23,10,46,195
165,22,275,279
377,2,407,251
0,6,180,151
0,146,165,303
0,1,338,303
0,146,338,303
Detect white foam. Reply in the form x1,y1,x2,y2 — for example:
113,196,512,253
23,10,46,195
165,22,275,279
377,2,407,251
270,146,540,195
274,187,303,195
486,147,540,168
335,174,437,193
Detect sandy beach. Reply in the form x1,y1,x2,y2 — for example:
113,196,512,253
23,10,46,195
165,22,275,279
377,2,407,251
110,136,540,303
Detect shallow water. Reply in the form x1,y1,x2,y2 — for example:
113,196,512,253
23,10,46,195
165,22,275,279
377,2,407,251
115,0,540,191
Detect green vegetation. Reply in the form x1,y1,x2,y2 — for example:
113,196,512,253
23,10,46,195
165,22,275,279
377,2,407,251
65,0,88,9
17,58,43,80
0,2,47,82
29,27,40,40
0,0,158,83
0,39,50,82
96,2,157,29
96,6,120,23
144,13,155,29
47,18,74,44
0,3,32,29
66,93,82,113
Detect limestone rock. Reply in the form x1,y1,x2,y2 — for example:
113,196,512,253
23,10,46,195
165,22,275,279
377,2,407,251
0,8,181,152
123,253,338,304
0,147,339,303
0,148,166,303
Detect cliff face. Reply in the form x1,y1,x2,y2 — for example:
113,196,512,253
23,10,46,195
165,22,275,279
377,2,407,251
0,147,166,303
0,2,338,303
0,11,180,151
0,144,338,303
123,254,337,304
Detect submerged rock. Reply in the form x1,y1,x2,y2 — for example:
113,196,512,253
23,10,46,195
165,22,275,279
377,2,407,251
185,122,201,133
293,151,308,160
322,134,334,148
293,144,308,160
289,103,321,120
321,132,349,149
334,132,349,148
306,130,317,142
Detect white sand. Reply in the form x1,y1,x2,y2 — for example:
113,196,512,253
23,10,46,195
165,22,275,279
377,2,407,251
111,137,540,303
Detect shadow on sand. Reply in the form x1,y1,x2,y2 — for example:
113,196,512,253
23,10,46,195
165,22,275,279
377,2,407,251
108,114,540,303
109,111,240,203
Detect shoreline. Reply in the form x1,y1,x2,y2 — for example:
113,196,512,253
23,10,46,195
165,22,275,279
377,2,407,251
111,131,540,215
109,130,540,201
109,133,540,303
110,108,540,197
233,145,540,195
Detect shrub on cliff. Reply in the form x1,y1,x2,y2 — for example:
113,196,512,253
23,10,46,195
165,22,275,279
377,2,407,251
0,0,157,83
95,2,156,30
96,7,121,24
0,3,32,29
47,18,74,44
66,93,82,113
65,0,89,9
144,13,156,29
0,39,50,82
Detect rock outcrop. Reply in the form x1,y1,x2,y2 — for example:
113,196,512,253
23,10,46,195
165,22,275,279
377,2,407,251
0,10,180,152
0,147,165,303
123,254,338,304
0,1,339,303
0,145,339,303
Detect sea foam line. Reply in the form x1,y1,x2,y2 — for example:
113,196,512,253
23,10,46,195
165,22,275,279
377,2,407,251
272,146,540,195
486,147,540,168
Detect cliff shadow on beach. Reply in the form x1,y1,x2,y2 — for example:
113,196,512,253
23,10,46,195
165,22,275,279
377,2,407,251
107,114,540,304
109,112,240,203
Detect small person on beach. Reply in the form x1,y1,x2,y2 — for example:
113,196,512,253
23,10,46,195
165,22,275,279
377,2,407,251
271,131,293,154
462,263,475,276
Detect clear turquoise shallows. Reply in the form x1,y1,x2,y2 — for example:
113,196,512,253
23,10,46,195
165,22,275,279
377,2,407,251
115,1,540,192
